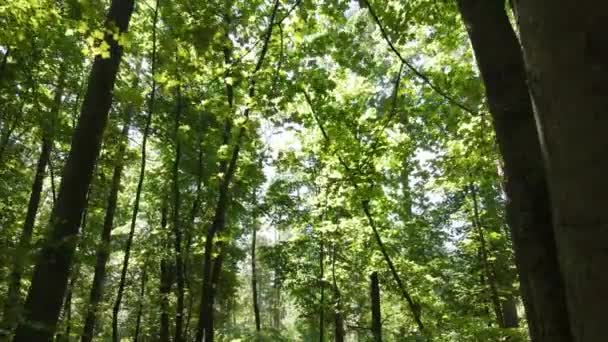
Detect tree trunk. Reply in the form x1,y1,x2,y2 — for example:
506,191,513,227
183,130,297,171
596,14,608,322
456,0,572,340
184,127,205,342
111,1,158,340
370,272,381,342
513,1,608,340
0,47,10,81
133,266,147,342
159,261,171,342
196,46,236,342
1,66,65,334
252,222,261,332
501,295,519,328
195,3,280,340
159,202,171,342
273,279,281,329
58,196,91,341
319,236,325,342
470,184,504,326
202,245,226,342
332,244,345,342
172,83,185,342
306,93,425,334
81,116,132,342
12,9,138,334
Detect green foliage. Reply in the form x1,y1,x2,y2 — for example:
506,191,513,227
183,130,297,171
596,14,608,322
0,0,529,341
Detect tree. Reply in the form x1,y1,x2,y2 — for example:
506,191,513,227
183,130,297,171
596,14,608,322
370,272,382,342
514,1,608,340
1,64,66,334
13,0,136,339
456,0,572,339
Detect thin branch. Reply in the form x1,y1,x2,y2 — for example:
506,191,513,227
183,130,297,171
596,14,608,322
302,90,428,336
360,0,477,116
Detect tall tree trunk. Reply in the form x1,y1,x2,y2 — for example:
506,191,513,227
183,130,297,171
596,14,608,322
332,244,344,342
319,236,325,342
1,66,65,335
251,222,261,332
370,272,381,342
12,0,134,338
513,1,608,340
0,47,10,81
11,15,140,334
470,184,504,326
196,121,231,342
203,245,226,342
81,114,132,342
196,43,235,342
111,1,159,340
273,278,281,329
172,83,185,342
501,295,519,328
133,266,147,342
159,202,171,342
58,195,91,341
184,128,205,341
195,3,279,340
456,0,572,340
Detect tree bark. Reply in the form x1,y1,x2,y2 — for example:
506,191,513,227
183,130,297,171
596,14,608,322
513,1,608,340
252,222,261,332
13,3,137,333
319,236,325,342
332,244,345,342
501,295,519,328
370,272,381,342
1,66,65,335
111,1,158,340
0,47,10,81
196,43,236,342
81,115,132,342
456,0,572,340
159,202,171,342
57,195,91,341
133,266,147,342
184,127,205,342
470,184,504,327
196,3,279,339
172,83,185,342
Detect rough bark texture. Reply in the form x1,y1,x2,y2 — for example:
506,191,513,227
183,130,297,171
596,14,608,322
370,272,382,342
456,0,572,340
513,1,608,340
12,1,134,339
81,118,131,342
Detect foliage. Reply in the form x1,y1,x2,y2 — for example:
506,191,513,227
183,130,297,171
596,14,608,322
0,0,529,341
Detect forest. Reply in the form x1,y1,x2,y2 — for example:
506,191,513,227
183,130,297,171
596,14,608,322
0,0,606,341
